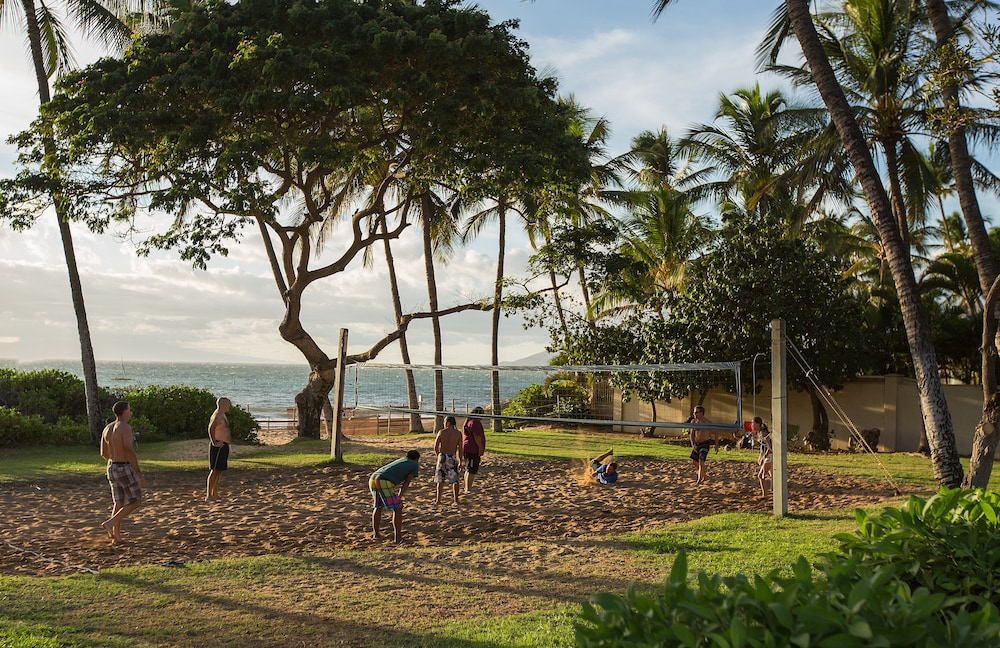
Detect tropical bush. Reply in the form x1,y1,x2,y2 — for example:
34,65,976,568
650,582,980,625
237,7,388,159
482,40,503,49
834,488,1000,607
0,369,260,446
0,406,46,446
124,385,260,445
502,375,590,424
849,427,881,452
0,368,115,424
577,489,1000,647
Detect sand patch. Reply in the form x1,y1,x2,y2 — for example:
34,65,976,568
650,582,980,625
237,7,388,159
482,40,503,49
1,435,902,576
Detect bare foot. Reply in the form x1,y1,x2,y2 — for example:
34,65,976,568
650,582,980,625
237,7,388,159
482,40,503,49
101,520,115,539
371,532,379,540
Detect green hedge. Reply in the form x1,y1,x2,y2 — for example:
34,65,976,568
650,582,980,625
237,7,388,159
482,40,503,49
0,369,260,447
124,385,260,445
577,489,1000,647
0,368,116,424
502,373,590,423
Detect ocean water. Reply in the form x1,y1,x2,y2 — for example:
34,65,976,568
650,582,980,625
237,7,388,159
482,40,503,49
6,360,548,420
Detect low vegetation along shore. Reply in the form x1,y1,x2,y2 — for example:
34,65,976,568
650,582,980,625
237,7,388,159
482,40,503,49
1,429,996,647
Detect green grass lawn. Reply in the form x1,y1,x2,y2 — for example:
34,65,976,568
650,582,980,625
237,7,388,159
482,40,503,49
0,429,989,647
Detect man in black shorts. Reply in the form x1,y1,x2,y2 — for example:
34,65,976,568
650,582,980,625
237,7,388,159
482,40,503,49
207,397,232,501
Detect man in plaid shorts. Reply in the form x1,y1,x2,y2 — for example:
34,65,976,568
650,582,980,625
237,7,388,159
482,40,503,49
369,450,420,543
100,400,145,544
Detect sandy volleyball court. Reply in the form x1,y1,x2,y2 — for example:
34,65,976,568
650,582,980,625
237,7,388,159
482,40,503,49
1,431,902,576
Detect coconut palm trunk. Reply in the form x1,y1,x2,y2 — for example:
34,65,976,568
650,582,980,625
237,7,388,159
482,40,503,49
490,203,506,433
19,0,103,445
784,0,963,486
923,0,1000,487
381,218,424,432
421,193,445,430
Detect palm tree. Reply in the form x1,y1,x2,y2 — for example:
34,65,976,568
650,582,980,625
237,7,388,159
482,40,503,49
655,0,964,486
782,0,963,486
5,0,158,444
924,0,1000,488
589,128,713,319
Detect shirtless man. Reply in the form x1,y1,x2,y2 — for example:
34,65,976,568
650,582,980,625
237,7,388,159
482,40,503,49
688,405,719,486
206,397,232,501
433,416,463,504
100,400,145,544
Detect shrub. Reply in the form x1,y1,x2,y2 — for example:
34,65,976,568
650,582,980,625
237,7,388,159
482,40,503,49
577,552,1000,647
850,427,881,452
0,406,46,446
834,488,1000,608
502,375,590,425
804,425,833,451
43,416,91,446
577,489,1000,646
0,368,118,425
123,385,260,444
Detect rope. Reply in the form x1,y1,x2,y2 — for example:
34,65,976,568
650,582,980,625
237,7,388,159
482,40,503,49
2,539,99,574
785,340,902,495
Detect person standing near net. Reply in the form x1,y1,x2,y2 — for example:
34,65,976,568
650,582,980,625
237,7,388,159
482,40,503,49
688,405,718,485
206,397,232,501
100,400,145,544
434,416,462,504
754,416,773,498
369,450,420,543
462,407,487,493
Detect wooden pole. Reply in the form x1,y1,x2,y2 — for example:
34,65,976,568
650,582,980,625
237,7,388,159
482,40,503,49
331,328,348,461
771,318,788,516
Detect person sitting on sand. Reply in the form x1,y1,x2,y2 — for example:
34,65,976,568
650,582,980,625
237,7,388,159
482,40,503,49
369,450,420,543
590,448,619,484
462,407,487,493
100,400,145,544
754,417,773,498
688,405,719,486
434,416,462,504
206,396,232,501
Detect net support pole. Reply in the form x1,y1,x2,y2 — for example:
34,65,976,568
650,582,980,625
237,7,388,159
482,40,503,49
331,328,348,461
771,318,788,516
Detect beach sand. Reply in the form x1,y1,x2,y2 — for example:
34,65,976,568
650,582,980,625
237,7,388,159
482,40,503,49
1,426,904,576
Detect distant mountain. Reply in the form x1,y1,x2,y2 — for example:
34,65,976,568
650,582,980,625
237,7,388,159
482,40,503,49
503,351,553,366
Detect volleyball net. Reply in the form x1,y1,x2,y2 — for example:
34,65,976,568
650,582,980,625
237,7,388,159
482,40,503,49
343,362,743,432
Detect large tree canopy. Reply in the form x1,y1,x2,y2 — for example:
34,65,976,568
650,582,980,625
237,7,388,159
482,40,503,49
560,218,867,435
9,0,589,435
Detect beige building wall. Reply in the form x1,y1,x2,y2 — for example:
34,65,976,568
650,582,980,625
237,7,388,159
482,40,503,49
615,375,986,456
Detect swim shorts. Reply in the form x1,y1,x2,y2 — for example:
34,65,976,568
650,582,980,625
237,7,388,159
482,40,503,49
690,442,711,463
369,476,402,510
107,462,142,506
209,442,230,471
435,453,460,484
464,452,481,475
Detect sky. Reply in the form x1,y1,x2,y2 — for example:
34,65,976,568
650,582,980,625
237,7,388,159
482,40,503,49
0,0,781,365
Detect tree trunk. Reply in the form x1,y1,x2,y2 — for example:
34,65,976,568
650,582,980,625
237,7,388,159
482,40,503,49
882,141,910,251
964,276,1000,487
294,366,336,439
381,218,423,432
924,0,1000,486
274,259,334,437
21,0,103,444
421,193,444,430
785,0,963,486
490,204,506,433
807,386,831,450
923,0,999,293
